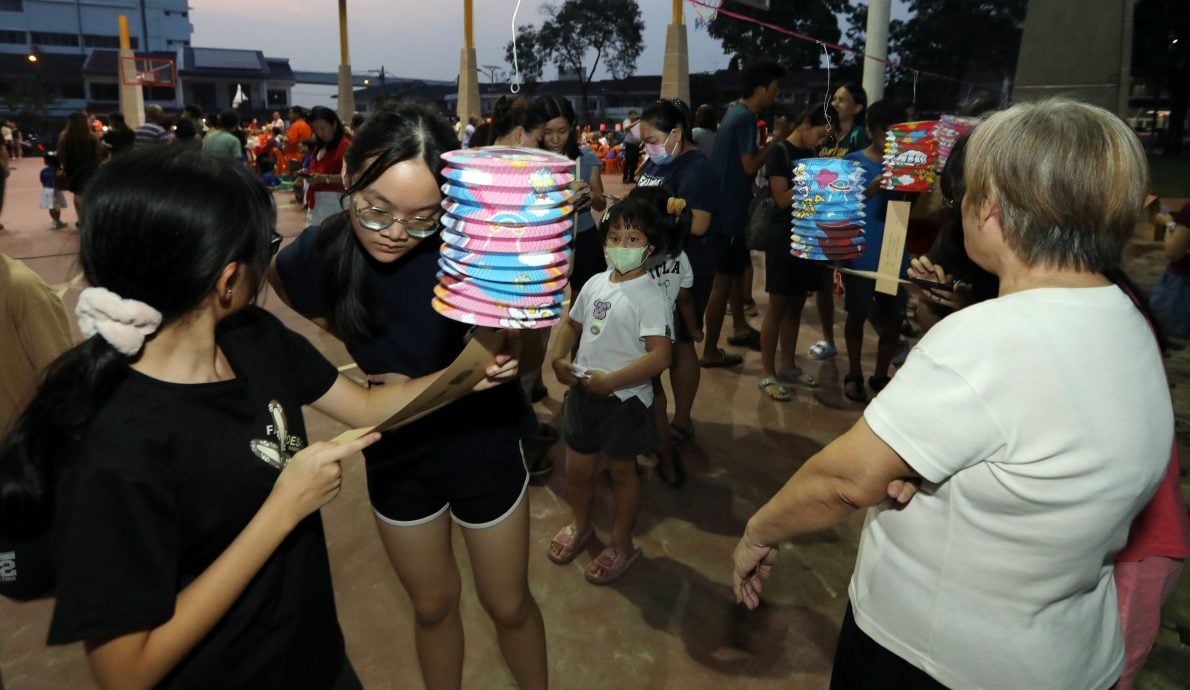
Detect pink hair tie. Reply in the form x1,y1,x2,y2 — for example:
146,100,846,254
76,287,163,356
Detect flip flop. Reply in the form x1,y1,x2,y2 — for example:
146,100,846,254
777,368,819,389
843,373,868,403
808,340,838,360
699,348,743,368
548,525,593,565
727,327,762,349
585,545,642,585
758,377,791,402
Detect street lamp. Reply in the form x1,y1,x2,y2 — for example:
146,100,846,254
26,52,38,63
367,66,387,98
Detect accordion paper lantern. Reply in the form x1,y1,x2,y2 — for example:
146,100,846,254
933,115,980,172
433,147,575,329
881,121,939,192
789,158,868,261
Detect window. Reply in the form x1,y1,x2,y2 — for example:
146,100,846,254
267,90,287,107
83,34,138,49
60,82,85,99
0,0,23,12
0,30,24,44
30,32,79,47
146,86,175,101
91,83,118,101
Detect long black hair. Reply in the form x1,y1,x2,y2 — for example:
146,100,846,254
623,184,690,260
535,95,581,160
641,99,695,145
308,105,347,154
0,146,275,539
314,102,458,342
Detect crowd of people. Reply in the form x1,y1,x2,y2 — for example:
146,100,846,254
0,57,1187,690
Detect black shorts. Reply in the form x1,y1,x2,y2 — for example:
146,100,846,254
569,228,607,298
562,386,658,459
369,448,528,529
841,273,907,321
712,233,752,275
765,248,829,296
676,274,713,343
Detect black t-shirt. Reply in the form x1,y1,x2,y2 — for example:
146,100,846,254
765,141,816,184
275,225,535,475
637,151,722,277
48,308,344,690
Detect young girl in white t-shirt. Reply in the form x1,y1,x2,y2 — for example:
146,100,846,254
546,195,674,584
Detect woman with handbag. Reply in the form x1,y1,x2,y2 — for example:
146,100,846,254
756,106,835,402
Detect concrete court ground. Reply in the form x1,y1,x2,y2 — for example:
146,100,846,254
0,158,1187,689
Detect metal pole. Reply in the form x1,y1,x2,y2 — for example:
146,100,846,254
672,0,682,25
863,0,891,103
337,0,355,119
464,0,475,50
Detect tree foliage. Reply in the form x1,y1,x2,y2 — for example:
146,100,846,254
504,0,645,121
706,0,852,70
504,25,545,90
884,0,1027,111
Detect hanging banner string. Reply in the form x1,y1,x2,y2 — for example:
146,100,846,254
685,0,970,87
509,0,524,93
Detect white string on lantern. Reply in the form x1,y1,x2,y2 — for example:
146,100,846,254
819,40,833,135
509,0,524,93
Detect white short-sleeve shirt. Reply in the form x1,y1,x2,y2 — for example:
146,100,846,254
647,251,694,309
570,270,672,405
854,286,1172,690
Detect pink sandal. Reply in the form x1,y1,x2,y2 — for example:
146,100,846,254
585,545,641,585
548,524,593,565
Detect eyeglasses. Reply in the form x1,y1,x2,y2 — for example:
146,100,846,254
351,195,442,238
270,230,283,256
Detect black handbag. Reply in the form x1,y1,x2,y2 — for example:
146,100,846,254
745,141,793,253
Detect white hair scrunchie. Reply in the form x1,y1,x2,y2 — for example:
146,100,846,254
76,287,164,356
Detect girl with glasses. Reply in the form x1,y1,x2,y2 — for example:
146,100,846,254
269,103,547,690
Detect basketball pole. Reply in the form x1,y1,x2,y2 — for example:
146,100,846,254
336,0,356,121
457,0,482,126
117,15,145,128
660,0,690,105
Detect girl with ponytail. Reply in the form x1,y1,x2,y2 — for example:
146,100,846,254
0,145,515,689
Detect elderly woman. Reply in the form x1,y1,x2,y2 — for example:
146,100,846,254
732,99,1173,690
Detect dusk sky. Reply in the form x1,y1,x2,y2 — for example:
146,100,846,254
191,1,910,85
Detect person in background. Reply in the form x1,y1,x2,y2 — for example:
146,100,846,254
755,105,835,403
462,115,479,148
349,111,365,135
300,107,350,227
284,106,313,174
691,104,718,158
258,157,281,187
808,83,870,364
39,152,68,230
635,98,720,457
734,98,1171,690
271,110,286,132
102,112,136,158
201,109,244,160
0,131,7,231
183,104,207,137
134,104,171,145
703,60,792,367
173,117,202,152
57,112,104,228
840,100,909,403
621,109,642,183
1148,197,1190,339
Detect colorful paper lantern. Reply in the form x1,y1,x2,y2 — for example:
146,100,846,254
933,115,981,172
435,147,576,329
788,158,868,262
881,120,939,192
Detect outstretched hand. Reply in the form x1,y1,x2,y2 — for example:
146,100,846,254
269,432,381,528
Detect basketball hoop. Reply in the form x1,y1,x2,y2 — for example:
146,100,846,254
120,56,176,88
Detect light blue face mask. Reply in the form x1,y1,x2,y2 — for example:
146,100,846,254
605,246,649,273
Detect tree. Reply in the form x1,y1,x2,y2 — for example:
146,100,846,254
884,1,1027,111
504,0,644,121
707,0,853,71
503,25,546,93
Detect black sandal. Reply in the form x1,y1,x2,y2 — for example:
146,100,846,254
844,373,868,403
